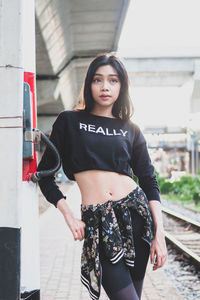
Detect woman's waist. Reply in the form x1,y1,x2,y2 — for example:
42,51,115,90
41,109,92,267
74,170,138,205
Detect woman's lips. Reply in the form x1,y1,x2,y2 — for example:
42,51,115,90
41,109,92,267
100,95,111,100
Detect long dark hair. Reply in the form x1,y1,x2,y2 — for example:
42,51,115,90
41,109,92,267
73,53,134,121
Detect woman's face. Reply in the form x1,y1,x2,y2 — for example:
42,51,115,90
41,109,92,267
91,65,121,110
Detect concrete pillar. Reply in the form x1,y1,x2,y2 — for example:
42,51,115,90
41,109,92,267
0,0,40,299
0,1,23,298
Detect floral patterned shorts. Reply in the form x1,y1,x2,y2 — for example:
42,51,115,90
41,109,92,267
80,185,154,300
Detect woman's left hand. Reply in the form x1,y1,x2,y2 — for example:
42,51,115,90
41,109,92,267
150,230,168,271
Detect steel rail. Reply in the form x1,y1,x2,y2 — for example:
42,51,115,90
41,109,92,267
162,206,200,229
161,206,200,269
165,231,200,269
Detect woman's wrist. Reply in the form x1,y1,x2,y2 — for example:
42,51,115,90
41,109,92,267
57,198,74,218
148,201,165,234
155,227,165,235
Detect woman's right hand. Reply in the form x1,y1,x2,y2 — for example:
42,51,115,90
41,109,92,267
57,198,86,241
64,213,86,241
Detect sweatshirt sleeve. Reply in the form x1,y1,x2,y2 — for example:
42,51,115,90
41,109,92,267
130,124,161,202
37,112,67,208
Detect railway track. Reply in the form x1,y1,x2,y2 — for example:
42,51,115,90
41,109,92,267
162,206,200,269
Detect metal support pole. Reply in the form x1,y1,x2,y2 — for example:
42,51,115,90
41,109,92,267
191,138,195,176
196,142,199,175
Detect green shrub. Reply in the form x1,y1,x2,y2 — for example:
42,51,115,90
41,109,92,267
160,181,173,194
193,192,200,204
156,171,200,206
154,169,166,188
191,177,200,204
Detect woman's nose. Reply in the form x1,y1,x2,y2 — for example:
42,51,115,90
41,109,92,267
101,80,109,90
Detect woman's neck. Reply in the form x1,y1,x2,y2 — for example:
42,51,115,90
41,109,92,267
90,107,114,118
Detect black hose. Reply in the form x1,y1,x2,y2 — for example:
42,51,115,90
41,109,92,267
31,129,61,183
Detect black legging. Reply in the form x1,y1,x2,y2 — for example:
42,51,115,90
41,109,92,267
99,210,150,300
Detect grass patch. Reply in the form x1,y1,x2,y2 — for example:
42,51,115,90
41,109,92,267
161,193,200,213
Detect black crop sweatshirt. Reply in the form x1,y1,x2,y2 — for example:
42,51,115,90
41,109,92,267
37,110,160,207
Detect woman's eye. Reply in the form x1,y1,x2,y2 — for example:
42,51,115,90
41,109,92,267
111,79,118,83
93,78,101,83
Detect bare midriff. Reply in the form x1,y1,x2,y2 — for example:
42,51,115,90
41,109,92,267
74,170,138,206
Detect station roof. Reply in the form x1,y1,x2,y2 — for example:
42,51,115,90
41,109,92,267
35,0,130,115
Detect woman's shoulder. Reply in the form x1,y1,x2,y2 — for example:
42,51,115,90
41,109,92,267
126,119,142,132
58,109,78,116
52,110,79,129
56,109,82,120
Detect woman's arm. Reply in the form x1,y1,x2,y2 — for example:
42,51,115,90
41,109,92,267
149,200,167,270
130,124,167,270
57,198,86,242
37,112,67,207
37,112,86,241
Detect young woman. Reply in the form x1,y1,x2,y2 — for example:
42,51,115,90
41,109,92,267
37,53,167,300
